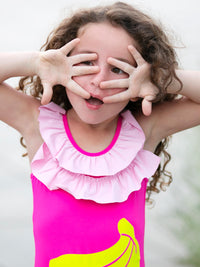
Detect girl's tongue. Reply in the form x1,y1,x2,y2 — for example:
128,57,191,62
86,96,104,106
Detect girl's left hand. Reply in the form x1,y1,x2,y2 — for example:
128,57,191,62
100,45,158,116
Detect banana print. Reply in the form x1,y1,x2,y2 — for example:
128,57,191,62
49,218,140,267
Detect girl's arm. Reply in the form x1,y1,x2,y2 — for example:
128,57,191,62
0,51,39,83
148,70,200,141
0,51,41,134
167,70,200,102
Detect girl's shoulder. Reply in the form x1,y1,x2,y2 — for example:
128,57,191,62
135,97,200,152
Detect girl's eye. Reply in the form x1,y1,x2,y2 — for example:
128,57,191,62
81,61,93,66
111,67,124,74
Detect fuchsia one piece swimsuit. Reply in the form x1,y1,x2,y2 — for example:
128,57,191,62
31,102,160,267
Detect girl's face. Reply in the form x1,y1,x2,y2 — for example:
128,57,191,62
67,22,136,126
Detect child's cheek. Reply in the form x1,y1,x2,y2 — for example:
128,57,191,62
72,76,90,93
104,88,127,97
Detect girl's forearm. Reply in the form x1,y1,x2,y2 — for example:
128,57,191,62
0,51,39,83
167,70,200,103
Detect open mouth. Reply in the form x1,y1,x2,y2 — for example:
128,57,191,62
86,96,104,106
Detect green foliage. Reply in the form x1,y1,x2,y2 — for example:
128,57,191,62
169,126,200,267
174,185,200,266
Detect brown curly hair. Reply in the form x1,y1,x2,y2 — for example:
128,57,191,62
18,1,182,203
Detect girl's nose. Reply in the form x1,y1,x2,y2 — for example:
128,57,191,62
90,67,107,87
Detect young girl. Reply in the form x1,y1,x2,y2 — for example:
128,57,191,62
1,1,200,266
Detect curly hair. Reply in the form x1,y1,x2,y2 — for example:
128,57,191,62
18,1,182,203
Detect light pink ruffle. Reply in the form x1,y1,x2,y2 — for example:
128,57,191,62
31,102,160,203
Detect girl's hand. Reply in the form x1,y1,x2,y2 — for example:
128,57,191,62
100,45,158,116
36,38,99,105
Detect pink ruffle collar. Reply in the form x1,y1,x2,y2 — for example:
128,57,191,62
31,102,160,203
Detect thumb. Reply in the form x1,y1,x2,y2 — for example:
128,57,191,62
142,97,152,116
41,82,53,105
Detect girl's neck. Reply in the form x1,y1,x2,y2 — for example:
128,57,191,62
67,108,119,132
66,109,120,153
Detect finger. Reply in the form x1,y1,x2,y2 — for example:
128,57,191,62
100,78,129,89
141,97,152,116
60,38,80,55
107,57,133,74
72,66,99,76
67,79,90,99
128,45,146,66
41,83,53,105
103,90,132,103
70,53,97,65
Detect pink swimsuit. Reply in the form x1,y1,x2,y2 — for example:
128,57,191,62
31,102,160,267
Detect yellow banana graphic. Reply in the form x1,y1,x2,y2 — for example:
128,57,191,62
49,218,140,267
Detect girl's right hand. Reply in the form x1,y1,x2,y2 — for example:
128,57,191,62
36,38,99,105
